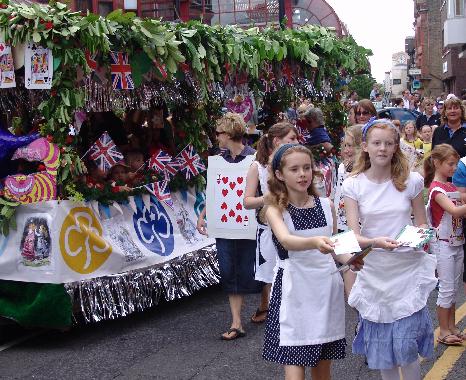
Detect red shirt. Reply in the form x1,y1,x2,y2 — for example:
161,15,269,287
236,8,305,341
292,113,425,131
428,181,457,228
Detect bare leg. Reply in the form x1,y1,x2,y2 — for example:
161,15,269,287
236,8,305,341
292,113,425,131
310,360,331,380
342,270,356,299
437,305,461,343
400,360,421,380
380,367,400,380
284,365,305,380
222,294,244,339
259,284,271,311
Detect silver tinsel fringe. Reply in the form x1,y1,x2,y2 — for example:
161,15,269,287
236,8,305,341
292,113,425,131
65,245,219,324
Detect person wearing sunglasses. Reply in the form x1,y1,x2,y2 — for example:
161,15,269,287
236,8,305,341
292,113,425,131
197,112,264,341
416,97,440,131
355,99,377,124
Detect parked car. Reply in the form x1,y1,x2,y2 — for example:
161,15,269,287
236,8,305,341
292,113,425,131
377,108,418,124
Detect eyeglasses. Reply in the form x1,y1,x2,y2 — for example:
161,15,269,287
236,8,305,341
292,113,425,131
356,110,370,116
215,131,226,137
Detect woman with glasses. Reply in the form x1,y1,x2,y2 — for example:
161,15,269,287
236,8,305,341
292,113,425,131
355,99,377,125
416,97,440,131
196,112,263,341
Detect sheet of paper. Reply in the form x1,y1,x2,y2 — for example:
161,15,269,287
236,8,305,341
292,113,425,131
330,230,361,256
395,225,435,249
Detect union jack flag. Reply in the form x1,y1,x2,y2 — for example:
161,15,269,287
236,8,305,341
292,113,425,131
166,145,206,180
148,149,172,173
89,132,124,173
144,180,174,210
110,51,134,90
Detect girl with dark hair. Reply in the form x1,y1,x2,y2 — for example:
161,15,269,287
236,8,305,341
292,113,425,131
243,122,298,323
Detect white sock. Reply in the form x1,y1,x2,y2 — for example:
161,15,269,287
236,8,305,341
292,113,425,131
400,360,421,380
380,367,400,380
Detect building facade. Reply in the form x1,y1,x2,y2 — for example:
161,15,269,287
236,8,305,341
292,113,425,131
391,52,409,97
441,0,466,95
412,0,443,97
67,0,346,34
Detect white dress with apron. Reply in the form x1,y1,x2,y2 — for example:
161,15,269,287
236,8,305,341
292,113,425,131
262,197,346,367
253,161,277,283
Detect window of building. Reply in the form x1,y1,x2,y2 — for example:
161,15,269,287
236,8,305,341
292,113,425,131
448,0,465,17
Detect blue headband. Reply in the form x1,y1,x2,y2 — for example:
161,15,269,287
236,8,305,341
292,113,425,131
362,117,399,141
272,144,298,172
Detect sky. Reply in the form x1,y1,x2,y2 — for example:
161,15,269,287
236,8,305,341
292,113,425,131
326,0,415,83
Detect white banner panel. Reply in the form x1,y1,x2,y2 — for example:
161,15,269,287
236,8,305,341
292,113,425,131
0,188,214,283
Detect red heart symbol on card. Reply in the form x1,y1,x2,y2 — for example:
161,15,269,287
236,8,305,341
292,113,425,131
236,189,243,197
229,182,236,190
236,202,242,210
221,202,227,210
222,177,229,184
221,214,228,223
229,209,235,217
222,189,228,197
236,215,243,223
237,177,243,184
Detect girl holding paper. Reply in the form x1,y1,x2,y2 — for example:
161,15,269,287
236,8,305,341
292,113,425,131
425,144,466,345
343,118,437,380
263,144,362,380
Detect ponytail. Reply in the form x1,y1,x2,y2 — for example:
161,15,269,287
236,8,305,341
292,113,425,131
423,144,460,188
256,134,272,166
423,155,435,188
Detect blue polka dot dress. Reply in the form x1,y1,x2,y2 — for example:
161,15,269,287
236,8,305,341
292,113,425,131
262,197,346,367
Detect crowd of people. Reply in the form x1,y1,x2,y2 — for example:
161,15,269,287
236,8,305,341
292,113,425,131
195,91,466,380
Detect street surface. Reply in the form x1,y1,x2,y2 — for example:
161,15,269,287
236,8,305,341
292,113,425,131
0,284,465,380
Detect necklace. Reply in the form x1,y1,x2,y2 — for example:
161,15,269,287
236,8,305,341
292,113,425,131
290,195,314,208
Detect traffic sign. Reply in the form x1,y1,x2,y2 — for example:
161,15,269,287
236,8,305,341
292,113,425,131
412,79,421,89
409,68,421,75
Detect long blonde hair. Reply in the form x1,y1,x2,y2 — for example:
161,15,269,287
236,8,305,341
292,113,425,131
265,145,320,211
352,120,409,191
343,124,363,171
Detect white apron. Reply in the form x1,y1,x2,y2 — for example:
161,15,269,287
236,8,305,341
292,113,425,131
277,198,345,346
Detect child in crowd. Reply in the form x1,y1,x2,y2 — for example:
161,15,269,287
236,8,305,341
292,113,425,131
296,104,333,152
83,161,106,189
108,162,132,192
343,119,437,380
244,122,299,323
402,120,423,149
419,124,433,159
425,144,466,345
126,150,146,186
263,144,362,380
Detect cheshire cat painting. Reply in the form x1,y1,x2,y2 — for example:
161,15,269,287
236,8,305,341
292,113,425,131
3,172,57,204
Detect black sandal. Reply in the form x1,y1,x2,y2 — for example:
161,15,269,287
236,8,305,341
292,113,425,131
251,308,268,323
221,328,246,341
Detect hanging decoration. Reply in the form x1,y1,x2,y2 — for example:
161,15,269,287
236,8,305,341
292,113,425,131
109,51,134,90
0,42,15,88
24,43,53,89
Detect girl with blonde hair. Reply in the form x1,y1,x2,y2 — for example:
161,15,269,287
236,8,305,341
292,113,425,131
343,118,437,380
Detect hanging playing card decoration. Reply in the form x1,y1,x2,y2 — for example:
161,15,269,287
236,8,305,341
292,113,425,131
225,95,254,123
144,180,174,210
148,149,172,174
0,42,16,88
25,43,53,89
166,145,206,180
109,51,134,90
88,132,124,173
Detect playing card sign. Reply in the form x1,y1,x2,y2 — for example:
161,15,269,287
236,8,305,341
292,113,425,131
206,155,257,239
0,42,16,88
25,43,53,89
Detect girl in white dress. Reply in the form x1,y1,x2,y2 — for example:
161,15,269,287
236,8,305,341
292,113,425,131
244,122,299,323
343,118,437,380
263,144,362,380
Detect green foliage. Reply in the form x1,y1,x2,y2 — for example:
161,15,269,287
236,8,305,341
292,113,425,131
348,73,376,100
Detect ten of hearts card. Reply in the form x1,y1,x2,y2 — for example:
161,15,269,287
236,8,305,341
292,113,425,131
25,43,53,89
206,155,257,239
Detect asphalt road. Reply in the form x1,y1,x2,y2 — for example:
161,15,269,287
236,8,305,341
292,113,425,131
0,284,465,380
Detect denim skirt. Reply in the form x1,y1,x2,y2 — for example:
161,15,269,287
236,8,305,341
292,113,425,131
353,306,434,370
216,238,263,294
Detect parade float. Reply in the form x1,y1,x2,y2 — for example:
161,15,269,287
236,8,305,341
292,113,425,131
0,1,370,327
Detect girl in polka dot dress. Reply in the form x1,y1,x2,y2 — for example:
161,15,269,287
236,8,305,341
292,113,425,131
263,144,362,380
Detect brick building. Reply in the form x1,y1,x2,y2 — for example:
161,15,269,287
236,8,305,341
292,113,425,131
441,0,466,96
412,0,444,98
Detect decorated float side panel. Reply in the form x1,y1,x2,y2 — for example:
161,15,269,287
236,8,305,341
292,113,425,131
0,188,214,283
